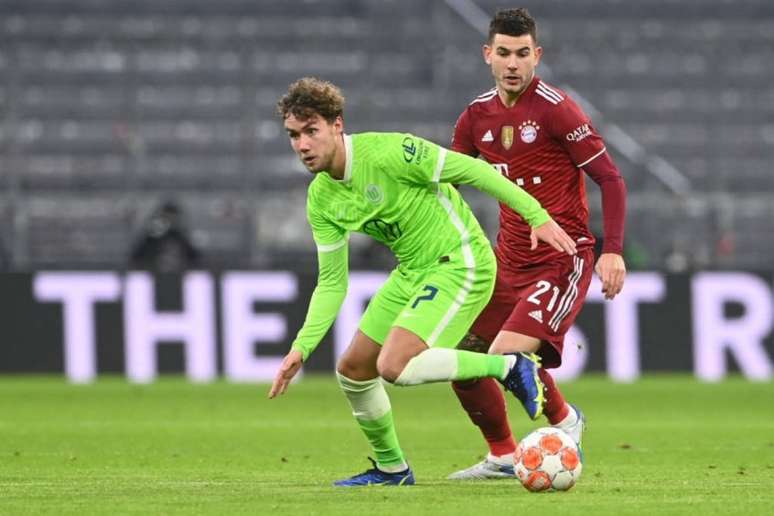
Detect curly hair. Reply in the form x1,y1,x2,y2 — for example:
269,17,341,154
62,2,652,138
488,8,537,44
276,77,345,123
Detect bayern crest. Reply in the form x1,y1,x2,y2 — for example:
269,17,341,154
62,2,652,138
518,120,541,144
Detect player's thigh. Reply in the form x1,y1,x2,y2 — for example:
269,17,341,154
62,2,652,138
378,326,430,382
393,256,496,350
359,268,416,346
501,249,594,367
465,268,519,348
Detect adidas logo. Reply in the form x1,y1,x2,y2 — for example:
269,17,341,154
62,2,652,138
528,310,543,323
481,130,494,142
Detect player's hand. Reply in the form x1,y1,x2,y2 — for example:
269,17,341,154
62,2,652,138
595,253,626,300
268,349,304,399
530,219,577,255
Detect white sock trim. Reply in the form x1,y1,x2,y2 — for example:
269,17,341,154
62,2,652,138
336,372,391,421
555,403,578,428
394,348,458,386
500,354,517,380
486,452,515,465
378,462,409,473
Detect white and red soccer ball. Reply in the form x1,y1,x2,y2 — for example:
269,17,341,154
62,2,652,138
514,427,582,492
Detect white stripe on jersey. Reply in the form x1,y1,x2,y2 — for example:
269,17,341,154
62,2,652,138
316,237,348,253
537,81,565,101
470,89,497,105
476,87,497,99
535,89,560,105
426,189,477,347
432,148,448,183
576,147,607,168
536,84,564,105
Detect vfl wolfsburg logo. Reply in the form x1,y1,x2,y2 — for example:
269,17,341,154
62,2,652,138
402,136,417,162
365,184,384,204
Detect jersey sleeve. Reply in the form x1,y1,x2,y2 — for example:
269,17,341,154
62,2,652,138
436,149,550,228
307,186,347,249
583,151,627,255
380,133,549,228
548,96,607,169
290,193,349,361
451,108,477,156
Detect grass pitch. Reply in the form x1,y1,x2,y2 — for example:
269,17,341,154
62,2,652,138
1,375,773,515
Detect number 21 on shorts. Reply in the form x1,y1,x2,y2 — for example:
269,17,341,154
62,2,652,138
527,280,560,312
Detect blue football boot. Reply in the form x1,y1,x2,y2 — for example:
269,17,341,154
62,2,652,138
333,458,415,487
500,352,545,420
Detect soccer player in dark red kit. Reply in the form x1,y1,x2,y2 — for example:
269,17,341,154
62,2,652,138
447,8,627,480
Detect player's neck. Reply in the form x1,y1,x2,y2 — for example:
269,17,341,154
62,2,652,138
497,89,521,108
496,75,535,108
328,134,347,180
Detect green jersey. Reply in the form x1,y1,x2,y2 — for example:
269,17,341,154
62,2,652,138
291,132,549,360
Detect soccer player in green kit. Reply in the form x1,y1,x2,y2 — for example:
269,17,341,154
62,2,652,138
268,77,576,486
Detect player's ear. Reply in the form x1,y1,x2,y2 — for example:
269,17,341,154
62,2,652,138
333,115,344,134
534,45,543,65
482,44,492,65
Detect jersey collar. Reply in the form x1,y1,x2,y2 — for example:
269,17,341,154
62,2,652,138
325,134,353,183
322,133,352,182
341,133,353,182
496,75,540,109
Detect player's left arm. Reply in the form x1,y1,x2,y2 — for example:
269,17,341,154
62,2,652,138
585,153,627,300
550,98,628,299
390,134,576,255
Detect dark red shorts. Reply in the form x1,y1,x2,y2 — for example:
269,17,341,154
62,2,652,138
470,247,594,369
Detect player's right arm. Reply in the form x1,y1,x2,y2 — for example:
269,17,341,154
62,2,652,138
450,108,478,157
269,192,349,398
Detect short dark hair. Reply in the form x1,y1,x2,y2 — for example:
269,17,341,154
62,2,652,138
488,8,537,44
276,77,345,123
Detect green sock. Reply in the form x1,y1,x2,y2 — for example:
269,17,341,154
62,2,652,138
455,349,510,380
356,411,405,470
336,373,407,471
394,348,512,386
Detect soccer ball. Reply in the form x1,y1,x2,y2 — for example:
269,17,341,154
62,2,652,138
514,427,582,492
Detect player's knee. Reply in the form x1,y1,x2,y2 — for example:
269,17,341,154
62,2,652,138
375,355,404,384
456,332,489,353
336,356,364,380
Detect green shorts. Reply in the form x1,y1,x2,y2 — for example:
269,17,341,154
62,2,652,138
359,242,496,348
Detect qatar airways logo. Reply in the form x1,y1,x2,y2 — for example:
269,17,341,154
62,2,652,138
566,123,592,142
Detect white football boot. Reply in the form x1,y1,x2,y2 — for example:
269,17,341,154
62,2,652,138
447,453,515,480
554,404,585,461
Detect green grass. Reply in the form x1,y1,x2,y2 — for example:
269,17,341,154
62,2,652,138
1,375,773,515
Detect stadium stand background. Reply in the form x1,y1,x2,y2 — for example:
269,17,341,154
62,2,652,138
0,0,772,271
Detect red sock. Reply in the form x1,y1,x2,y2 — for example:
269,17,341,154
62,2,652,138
538,368,569,425
452,378,516,456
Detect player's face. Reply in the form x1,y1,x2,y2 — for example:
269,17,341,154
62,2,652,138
484,33,542,100
284,113,343,174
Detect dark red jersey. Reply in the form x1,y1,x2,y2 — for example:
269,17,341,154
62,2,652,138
452,77,610,270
